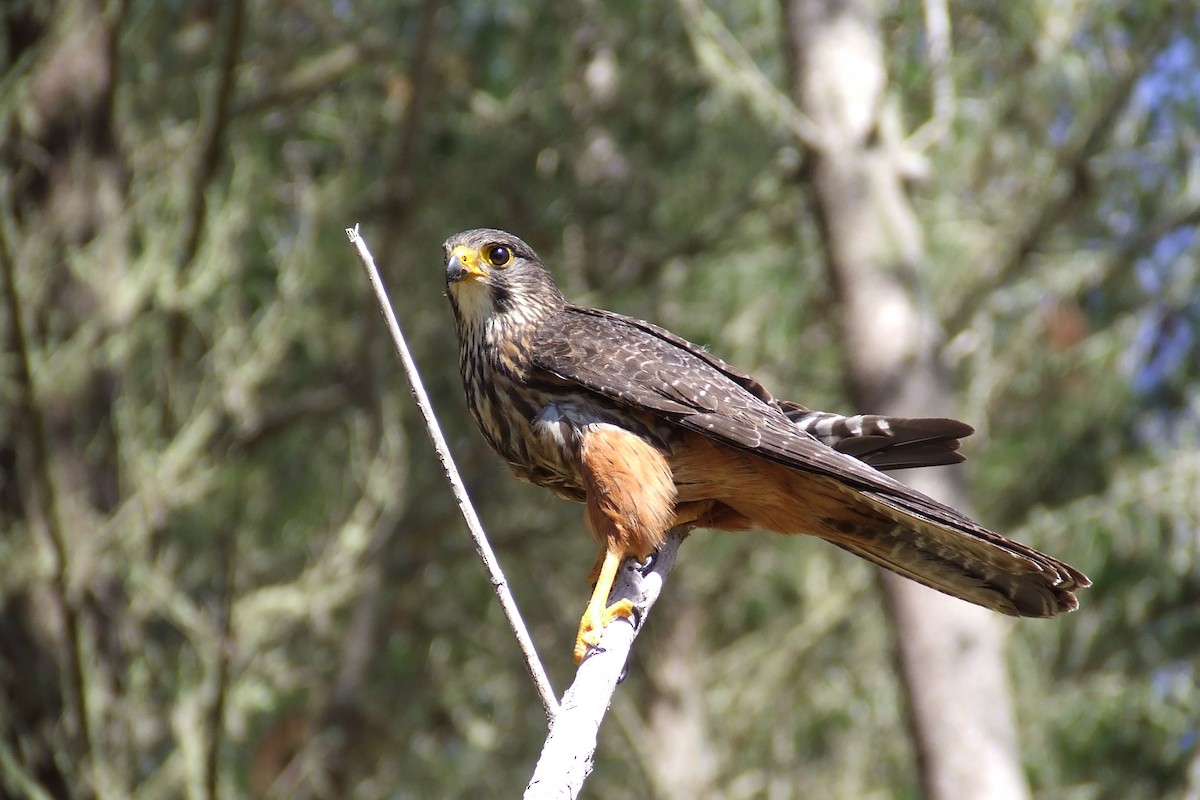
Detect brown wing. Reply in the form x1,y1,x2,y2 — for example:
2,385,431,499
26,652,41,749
529,305,1088,615
530,305,961,497
550,311,974,470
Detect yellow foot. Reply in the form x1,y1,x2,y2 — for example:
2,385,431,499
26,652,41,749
573,598,635,664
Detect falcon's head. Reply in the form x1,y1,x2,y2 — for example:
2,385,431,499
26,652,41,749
443,229,567,332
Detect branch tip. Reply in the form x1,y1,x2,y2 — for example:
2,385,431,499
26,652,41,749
345,227,559,720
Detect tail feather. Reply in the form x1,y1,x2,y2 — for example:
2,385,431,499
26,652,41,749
779,402,974,471
833,512,1082,617
826,483,1087,617
671,433,1089,618
723,455,1088,617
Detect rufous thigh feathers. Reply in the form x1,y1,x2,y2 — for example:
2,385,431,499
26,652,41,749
574,425,677,662
579,423,676,557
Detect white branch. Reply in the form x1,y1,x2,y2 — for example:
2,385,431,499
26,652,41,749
524,529,688,800
344,224,559,721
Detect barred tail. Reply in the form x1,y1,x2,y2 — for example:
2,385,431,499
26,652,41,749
779,401,975,471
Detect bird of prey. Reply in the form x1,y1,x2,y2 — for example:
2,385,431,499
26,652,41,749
443,228,1089,663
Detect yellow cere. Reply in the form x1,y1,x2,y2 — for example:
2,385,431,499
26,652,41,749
449,245,488,279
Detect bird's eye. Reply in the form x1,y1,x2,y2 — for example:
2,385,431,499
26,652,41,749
485,245,512,268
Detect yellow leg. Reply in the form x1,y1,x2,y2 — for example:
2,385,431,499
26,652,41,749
574,548,635,664
575,505,708,662
585,545,607,585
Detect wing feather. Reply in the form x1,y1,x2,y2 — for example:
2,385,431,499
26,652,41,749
528,305,1089,604
530,306,947,498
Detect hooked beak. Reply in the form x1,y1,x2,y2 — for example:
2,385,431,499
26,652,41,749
446,245,489,283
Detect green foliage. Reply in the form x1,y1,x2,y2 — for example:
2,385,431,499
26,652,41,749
1,0,1197,797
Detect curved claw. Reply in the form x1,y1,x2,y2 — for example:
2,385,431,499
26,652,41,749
573,598,635,664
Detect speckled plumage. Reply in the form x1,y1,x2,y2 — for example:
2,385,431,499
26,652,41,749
443,228,1088,651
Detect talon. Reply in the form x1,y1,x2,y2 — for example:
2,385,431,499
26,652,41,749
635,552,656,574
573,598,635,664
629,605,644,629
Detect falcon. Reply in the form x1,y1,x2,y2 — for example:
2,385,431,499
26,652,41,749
443,228,1089,663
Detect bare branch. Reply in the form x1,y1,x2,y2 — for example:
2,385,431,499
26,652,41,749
232,44,362,119
945,16,1178,335
0,185,94,792
0,739,56,800
907,0,955,152
202,539,236,800
344,225,559,721
376,0,440,236
163,0,247,432
176,0,246,276
1106,197,1200,278
1186,738,1200,800
674,0,821,148
524,529,688,800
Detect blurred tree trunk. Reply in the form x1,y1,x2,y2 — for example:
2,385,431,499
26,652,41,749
779,1,1030,798
2,1,128,796
640,588,718,800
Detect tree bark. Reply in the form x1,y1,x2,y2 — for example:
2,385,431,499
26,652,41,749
780,1,1030,798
